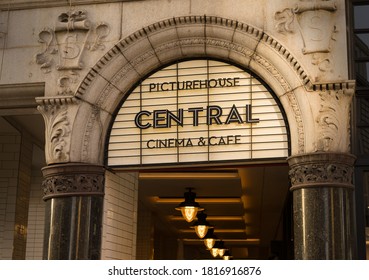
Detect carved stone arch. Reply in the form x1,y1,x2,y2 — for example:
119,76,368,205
70,15,312,165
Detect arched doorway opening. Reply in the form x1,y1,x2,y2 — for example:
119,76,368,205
103,59,292,259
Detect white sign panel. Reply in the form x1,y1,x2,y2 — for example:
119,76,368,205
107,60,289,168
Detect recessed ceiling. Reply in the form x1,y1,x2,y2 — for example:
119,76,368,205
137,164,290,259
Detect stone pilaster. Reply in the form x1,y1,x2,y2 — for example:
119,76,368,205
41,163,105,260
288,152,356,259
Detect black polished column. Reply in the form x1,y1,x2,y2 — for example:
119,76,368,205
288,153,356,259
41,164,105,260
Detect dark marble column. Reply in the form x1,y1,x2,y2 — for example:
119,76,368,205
41,163,105,260
288,153,356,260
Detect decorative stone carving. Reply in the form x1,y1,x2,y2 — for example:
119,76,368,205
42,173,104,200
41,164,105,200
35,28,58,73
288,152,356,191
275,1,338,71
36,96,78,163
81,106,103,162
57,71,80,95
35,9,110,93
275,8,295,34
315,84,355,152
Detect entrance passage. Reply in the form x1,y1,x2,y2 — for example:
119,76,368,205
103,59,292,259
134,164,292,260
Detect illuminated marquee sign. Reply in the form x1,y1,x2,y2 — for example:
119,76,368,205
107,60,289,167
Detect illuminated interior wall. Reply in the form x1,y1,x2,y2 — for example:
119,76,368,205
25,167,45,260
101,171,138,259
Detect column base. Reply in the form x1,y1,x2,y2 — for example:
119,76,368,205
288,152,356,260
41,163,105,260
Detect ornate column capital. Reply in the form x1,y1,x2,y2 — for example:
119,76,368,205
41,163,105,200
287,152,356,191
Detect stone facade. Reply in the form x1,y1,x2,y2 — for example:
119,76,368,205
0,0,364,259
0,0,354,163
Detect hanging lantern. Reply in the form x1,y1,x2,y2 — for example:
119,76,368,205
210,241,222,258
202,228,218,249
223,250,232,260
216,241,227,257
175,188,203,222
191,211,213,238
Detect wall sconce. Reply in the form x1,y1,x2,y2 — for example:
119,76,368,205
175,188,204,222
191,211,213,238
203,228,218,250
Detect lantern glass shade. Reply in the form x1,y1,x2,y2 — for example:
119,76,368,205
191,211,213,238
218,248,226,257
175,189,203,223
223,255,231,260
204,237,216,249
194,225,208,239
180,206,198,223
202,228,218,249
210,247,219,258
223,251,232,260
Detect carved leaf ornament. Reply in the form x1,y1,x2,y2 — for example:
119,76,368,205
315,88,353,152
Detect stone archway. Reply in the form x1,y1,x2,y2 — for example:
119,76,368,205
38,15,356,259
70,15,314,165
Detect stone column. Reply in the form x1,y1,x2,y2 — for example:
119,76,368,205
288,152,356,259
41,163,105,260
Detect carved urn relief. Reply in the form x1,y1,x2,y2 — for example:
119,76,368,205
55,10,91,70
35,9,110,95
293,1,337,55
275,0,338,73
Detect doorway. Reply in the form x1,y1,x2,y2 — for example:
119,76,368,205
133,163,292,260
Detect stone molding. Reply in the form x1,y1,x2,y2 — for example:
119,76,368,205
0,83,44,109
41,163,105,200
0,0,136,11
288,152,356,191
77,15,312,97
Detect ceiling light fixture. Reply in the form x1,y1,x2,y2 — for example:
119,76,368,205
216,240,227,257
210,240,222,258
191,211,214,239
223,250,232,260
175,188,204,223
202,228,218,250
